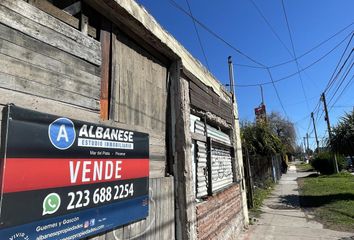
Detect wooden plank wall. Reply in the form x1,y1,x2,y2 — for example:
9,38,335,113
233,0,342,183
0,89,100,143
185,72,233,124
27,0,97,39
0,1,101,111
0,0,101,65
90,177,175,240
0,0,168,178
111,29,168,177
0,3,175,240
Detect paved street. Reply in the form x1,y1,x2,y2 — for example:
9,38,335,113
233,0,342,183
241,165,354,240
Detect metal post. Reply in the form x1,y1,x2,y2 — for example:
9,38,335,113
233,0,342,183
206,137,212,196
260,85,264,105
303,137,307,162
244,148,254,208
321,93,339,173
228,56,236,103
311,112,320,152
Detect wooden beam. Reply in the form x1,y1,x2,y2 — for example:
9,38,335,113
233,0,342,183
63,1,81,16
191,132,206,142
100,18,111,120
171,62,197,240
0,0,100,65
28,0,96,38
80,13,88,35
84,0,179,61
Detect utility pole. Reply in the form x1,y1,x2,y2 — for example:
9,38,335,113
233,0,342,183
321,92,339,173
303,137,307,162
228,56,235,103
260,85,264,105
311,112,320,152
306,133,309,153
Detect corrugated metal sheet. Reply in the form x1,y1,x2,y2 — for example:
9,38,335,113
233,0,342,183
190,114,200,133
195,120,205,135
206,125,230,145
211,147,233,192
191,115,234,197
196,141,208,198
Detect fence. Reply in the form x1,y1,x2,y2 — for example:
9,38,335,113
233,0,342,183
243,151,283,208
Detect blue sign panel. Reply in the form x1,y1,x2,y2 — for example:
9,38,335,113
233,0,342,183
0,106,149,239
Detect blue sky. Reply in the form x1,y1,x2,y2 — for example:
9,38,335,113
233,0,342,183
136,0,353,149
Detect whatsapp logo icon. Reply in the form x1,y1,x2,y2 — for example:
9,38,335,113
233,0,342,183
42,193,61,216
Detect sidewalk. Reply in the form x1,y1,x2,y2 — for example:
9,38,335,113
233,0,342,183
241,165,354,240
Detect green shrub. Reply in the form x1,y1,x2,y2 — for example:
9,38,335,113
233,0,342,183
311,152,346,174
336,155,347,171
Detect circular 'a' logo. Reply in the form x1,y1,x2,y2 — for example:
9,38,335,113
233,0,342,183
48,118,76,150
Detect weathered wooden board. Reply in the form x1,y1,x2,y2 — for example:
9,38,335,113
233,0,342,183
99,19,111,120
0,53,99,98
0,23,99,76
0,0,101,65
111,29,168,166
0,88,100,122
27,0,97,38
0,36,100,84
0,23,100,111
112,30,167,132
0,72,98,110
89,177,175,240
187,72,233,123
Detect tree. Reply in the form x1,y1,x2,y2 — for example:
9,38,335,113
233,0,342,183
330,110,354,157
293,145,303,158
241,121,284,156
267,112,296,154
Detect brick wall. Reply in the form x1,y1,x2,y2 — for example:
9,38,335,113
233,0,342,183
196,184,243,240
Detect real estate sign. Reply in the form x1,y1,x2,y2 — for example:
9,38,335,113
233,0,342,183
0,105,149,240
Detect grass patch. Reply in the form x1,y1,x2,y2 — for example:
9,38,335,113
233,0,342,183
249,180,274,218
295,162,314,172
298,172,354,232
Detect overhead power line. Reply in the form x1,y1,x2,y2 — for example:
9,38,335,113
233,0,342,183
280,0,310,110
328,63,354,110
249,0,291,55
250,0,326,114
185,0,210,70
307,45,353,146
236,33,351,87
294,113,311,125
269,23,353,69
310,35,353,128
168,0,266,67
169,0,353,72
235,22,353,69
233,63,265,69
330,75,354,111
328,59,353,104
273,95,318,108
324,34,354,93
331,105,354,108
266,68,288,118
